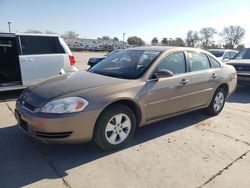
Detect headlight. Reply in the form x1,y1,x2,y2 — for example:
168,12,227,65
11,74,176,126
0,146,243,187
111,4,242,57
40,97,89,114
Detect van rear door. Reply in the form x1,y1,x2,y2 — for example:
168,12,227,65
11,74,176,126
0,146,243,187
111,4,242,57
0,33,22,87
18,35,65,86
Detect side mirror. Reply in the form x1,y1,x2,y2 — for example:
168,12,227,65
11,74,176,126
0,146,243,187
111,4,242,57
153,69,174,79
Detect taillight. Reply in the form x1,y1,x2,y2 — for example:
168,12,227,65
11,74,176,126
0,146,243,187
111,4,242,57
69,55,76,65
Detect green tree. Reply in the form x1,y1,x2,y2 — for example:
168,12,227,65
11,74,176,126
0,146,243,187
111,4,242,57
151,37,158,45
98,36,111,40
127,36,145,46
113,37,119,42
161,38,168,46
236,44,245,50
222,26,245,48
172,38,185,47
223,43,234,49
210,43,220,49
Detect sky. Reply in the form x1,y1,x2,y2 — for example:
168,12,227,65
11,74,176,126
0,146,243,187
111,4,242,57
0,0,250,46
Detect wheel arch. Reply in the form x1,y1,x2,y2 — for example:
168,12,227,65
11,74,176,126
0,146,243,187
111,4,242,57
217,83,229,97
97,99,143,128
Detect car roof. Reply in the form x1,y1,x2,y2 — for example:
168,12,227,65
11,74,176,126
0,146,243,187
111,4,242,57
126,46,206,53
16,33,59,37
208,49,225,51
208,49,237,52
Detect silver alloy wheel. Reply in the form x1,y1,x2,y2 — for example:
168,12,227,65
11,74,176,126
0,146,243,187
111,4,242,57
105,113,131,145
213,91,224,112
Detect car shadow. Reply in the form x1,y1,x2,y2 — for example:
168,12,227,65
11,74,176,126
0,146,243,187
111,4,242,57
227,85,250,103
0,110,210,187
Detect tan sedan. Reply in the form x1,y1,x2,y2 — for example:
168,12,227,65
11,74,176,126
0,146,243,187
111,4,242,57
15,47,237,150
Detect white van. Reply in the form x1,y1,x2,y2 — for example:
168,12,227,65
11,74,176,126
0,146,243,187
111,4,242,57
0,33,78,92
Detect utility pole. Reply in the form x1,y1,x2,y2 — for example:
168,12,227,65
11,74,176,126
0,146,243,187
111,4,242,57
8,22,11,33
123,33,125,49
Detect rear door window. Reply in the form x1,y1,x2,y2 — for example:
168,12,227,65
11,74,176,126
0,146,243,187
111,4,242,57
209,56,221,68
20,36,64,55
186,52,211,72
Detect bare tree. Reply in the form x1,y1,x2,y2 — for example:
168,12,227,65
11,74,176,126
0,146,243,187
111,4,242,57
186,30,199,47
61,31,78,39
222,25,245,48
44,30,57,34
24,29,57,34
25,29,43,34
199,27,217,48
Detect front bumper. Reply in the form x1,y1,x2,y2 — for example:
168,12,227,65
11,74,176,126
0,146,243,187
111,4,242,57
69,65,78,72
15,101,100,144
237,72,250,82
237,72,250,83
87,61,98,68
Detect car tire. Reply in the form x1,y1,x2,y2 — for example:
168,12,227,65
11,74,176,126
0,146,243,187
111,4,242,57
205,88,226,116
93,105,136,150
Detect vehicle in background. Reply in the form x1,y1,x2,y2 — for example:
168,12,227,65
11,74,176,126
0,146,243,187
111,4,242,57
87,50,119,68
208,49,238,63
0,33,78,92
16,47,237,150
227,48,250,84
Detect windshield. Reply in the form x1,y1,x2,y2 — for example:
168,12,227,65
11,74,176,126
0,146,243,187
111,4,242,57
233,49,250,60
89,50,161,79
208,50,224,57
106,50,119,57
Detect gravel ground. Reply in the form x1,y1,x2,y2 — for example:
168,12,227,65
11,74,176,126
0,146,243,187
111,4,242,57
73,51,107,71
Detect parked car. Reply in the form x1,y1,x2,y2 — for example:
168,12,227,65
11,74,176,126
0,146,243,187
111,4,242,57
15,47,237,150
208,49,238,63
227,48,250,84
0,33,78,92
88,50,119,68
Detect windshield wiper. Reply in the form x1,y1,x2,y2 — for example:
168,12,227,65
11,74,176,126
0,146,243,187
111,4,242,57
97,72,129,79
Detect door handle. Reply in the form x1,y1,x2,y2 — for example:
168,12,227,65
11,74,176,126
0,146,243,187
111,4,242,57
180,79,189,86
23,58,34,63
211,73,218,79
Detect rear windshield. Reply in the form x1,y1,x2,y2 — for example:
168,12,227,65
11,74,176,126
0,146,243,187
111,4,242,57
233,49,250,60
208,50,224,57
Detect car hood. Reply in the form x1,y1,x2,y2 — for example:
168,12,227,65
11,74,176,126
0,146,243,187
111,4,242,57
90,56,106,59
227,59,250,72
89,57,106,61
23,71,128,107
228,59,250,64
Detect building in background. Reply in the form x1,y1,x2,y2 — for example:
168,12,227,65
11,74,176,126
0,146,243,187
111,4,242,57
65,38,127,51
